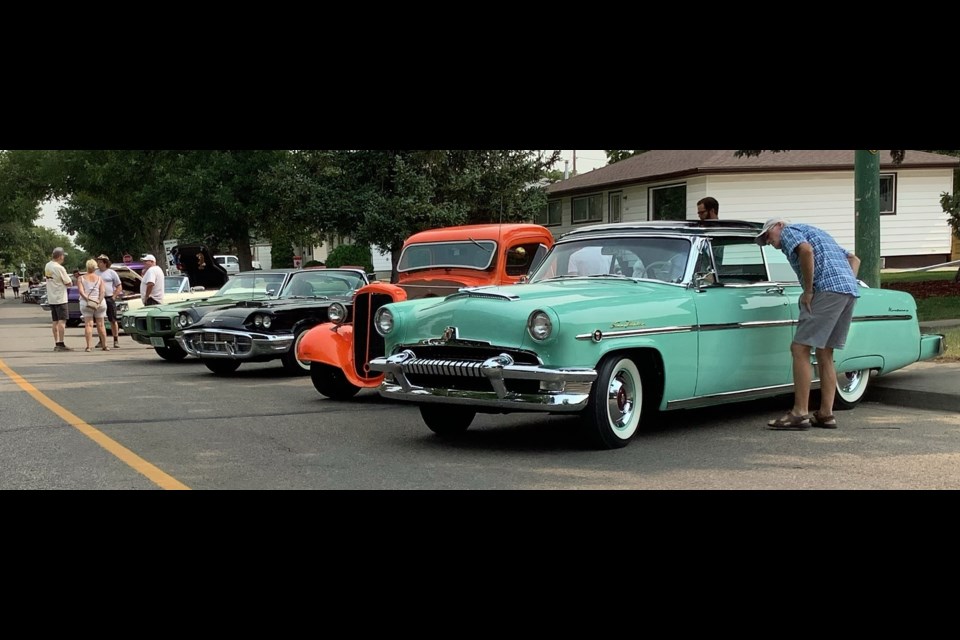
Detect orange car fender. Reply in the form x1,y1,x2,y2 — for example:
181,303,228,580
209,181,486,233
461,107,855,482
298,322,352,368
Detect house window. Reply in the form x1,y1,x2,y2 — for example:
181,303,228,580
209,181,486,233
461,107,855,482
536,200,563,226
608,192,622,223
650,184,687,221
572,194,603,224
880,173,897,215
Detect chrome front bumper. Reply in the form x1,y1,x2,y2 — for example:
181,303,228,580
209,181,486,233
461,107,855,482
368,349,598,412
177,328,293,360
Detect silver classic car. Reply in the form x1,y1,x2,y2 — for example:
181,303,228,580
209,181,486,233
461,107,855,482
369,220,945,449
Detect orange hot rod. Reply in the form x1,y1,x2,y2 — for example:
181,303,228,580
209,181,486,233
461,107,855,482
296,223,555,399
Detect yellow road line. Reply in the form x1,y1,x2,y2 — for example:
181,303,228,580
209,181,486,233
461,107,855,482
0,357,190,490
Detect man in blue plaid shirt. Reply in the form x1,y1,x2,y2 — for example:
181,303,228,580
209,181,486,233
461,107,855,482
756,219,861,431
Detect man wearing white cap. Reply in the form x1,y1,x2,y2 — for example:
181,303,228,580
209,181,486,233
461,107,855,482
756,219,861,431
140,254,165,306
44,246,74,351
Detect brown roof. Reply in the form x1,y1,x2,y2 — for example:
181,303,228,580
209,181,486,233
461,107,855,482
545,150,960,196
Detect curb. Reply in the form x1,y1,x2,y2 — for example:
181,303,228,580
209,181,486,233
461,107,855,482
867,386,960,413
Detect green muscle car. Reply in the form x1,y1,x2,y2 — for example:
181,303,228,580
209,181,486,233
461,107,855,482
368,220,945,449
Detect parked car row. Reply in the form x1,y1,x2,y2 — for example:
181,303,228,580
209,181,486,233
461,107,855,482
48,222,948,449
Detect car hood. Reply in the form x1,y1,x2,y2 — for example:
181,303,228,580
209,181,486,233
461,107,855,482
175,244,229,290
387,279,692,350
188,296,349,330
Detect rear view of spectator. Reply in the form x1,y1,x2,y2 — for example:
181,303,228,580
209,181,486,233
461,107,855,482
10,274,20,298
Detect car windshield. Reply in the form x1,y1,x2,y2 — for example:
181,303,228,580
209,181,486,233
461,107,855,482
529,237,692,284
280,270,366,299
164,276,187,293
396,240,497,272
216,273,288,297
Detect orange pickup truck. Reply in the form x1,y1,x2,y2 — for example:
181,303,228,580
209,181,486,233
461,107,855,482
296,223,554,399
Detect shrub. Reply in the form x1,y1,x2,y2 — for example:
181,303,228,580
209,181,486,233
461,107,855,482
325,244,373,273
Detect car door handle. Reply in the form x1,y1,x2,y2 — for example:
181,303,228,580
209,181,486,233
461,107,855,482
765,286,785,294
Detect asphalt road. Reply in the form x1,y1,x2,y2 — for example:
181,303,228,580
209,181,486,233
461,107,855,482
2,298,960,490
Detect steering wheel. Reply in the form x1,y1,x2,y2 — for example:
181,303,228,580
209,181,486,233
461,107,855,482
643,261,673,280
644,256,684,282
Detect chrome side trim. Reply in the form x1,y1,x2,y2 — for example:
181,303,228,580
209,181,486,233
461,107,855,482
667,379,823,410
853,315,913,322
576,325,694,341
577,315,913,342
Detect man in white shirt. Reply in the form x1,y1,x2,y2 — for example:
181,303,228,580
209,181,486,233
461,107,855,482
94,254,123,348
140,254,165,306
568,245,611,276
44,246,74,351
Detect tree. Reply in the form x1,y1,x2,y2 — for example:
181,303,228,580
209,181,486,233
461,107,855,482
269,150,560,282
605,150,649,164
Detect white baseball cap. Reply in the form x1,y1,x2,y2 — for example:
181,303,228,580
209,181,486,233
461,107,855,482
142,254,157,262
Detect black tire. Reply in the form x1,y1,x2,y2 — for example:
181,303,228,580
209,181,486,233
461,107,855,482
204,359,241,375
281,326,313,375
834,369,871,410
582,355,645,449
420,404,475,437
154,342,188,362
310,362,361,400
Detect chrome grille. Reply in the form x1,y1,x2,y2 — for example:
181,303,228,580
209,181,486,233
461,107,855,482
183,331,253,355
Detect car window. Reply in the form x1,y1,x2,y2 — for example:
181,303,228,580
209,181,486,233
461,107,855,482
217,273,286,296
764,246,800,283
530,237,689,283
707,238,770,283
397,240,497,272
505,242,545,277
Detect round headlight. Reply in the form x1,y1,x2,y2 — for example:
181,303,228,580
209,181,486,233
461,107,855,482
328,302,347,325
176,313,191,328
527,310,553,341
261,315,272,329
254,315,263,327
375,308,394,336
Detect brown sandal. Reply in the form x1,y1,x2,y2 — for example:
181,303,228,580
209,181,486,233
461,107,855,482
766,412,811,430
810,411,838,429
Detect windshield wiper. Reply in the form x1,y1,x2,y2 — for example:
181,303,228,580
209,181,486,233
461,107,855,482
466,237,491,251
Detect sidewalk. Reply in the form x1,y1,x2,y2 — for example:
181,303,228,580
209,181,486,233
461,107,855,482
866,320,960,412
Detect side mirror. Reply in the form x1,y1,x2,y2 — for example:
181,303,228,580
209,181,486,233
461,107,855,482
190,286,206,292
518,275,528,284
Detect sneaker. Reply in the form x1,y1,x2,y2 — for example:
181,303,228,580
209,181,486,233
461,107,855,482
60,344,73,351
113,341,120,348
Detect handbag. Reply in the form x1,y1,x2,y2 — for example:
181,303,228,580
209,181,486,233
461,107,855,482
85,278,101,311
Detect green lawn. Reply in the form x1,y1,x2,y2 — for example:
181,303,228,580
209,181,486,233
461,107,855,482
915,296,960,322
881,270,957,284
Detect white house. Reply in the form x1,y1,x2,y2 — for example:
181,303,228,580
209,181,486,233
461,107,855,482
542,150,959,268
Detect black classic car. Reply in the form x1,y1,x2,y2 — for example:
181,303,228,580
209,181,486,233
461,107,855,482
123,269,298,361
176,268,371,375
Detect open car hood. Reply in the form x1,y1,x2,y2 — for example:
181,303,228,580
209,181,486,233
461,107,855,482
174,244,229,290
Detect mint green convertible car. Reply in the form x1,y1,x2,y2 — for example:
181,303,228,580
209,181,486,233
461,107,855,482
369,220,945,449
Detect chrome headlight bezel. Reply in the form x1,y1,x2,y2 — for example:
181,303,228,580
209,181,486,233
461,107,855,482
374,308,394,336
527,310,553,341
328,302,347,325
251,313,273,329
175,312,193,329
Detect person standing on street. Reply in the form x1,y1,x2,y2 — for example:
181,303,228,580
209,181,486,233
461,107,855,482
140,254,165,306
756,219,861,431
10,273,20,298
94,255,123,348
78,259,109,352
44,247,74,351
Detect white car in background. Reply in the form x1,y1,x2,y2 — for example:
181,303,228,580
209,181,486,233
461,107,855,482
214,255,261,273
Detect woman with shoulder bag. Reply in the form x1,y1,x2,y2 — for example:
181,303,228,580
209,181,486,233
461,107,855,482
78,259,109,352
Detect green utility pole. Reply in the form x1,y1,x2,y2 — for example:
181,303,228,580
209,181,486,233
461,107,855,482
854,150,881,288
